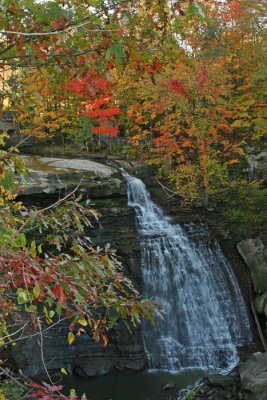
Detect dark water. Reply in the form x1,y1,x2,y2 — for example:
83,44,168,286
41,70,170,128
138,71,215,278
62,369,205,400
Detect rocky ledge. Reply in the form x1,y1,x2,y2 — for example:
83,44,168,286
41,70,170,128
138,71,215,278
19,155,126,197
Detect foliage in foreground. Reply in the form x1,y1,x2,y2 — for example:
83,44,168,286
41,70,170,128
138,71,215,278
0,134,158,398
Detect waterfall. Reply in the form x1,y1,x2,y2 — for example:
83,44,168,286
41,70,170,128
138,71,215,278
126,175,252,373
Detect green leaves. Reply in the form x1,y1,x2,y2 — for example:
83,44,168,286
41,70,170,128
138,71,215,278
30,240,37,258
33,284,40,299
17,288,30,304
106,43,126,65
16,233,26,249
0,170,15,192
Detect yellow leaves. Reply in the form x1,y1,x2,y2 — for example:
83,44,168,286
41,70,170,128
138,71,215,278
78,319,87,326
68,332,75,345
0,133,9,146
231,119,251,128
60,368,68,375
224,159,240,165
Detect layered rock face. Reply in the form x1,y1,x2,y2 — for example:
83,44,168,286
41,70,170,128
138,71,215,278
237,238,267,337
10,156,145,378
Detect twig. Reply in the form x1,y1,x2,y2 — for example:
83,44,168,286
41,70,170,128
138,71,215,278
0,365,28,390
0,320,29,342
18,180,82,233
156,177,177,198
0,0,132,37
0,28,121,37
38,319,54,385
0,136,33,160
0,316,68,346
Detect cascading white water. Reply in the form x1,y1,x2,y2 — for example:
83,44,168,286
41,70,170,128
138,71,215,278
126,175,252,373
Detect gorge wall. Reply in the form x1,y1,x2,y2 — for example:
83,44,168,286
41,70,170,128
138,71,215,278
10,156,146,378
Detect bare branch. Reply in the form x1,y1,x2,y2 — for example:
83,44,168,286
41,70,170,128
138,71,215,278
0,28,121,37
38,319,54,385
0,365,28,390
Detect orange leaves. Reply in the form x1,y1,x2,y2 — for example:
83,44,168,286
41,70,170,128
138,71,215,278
182,138,192,148
33,43,47,61
225,159,240,165
53,284,66,303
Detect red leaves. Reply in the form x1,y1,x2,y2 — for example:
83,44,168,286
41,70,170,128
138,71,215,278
197,70,208,93
53,284,66,303
168,79,190,98
65,71,121,137
92,125,119,137
26,381,66,399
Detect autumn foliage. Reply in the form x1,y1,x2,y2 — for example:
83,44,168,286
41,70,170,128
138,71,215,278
0,0,266,397
65,72,121,137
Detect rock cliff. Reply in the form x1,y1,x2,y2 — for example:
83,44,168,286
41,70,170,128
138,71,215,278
10,156,146,377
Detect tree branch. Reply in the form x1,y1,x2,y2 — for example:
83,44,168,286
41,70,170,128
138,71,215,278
17,180,82,233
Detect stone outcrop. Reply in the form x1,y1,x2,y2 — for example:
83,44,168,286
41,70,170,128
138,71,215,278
19,156,126,197
237,238,267,293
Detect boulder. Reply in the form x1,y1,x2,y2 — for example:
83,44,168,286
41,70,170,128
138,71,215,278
239,352,267,400
206,374,236,388
237,238,267,293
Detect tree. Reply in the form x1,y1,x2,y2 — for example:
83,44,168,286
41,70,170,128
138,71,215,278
116,0,266,205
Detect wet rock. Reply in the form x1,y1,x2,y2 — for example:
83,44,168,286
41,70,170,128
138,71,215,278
239,352,267,400
163,382,175,390
206,374,236,388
